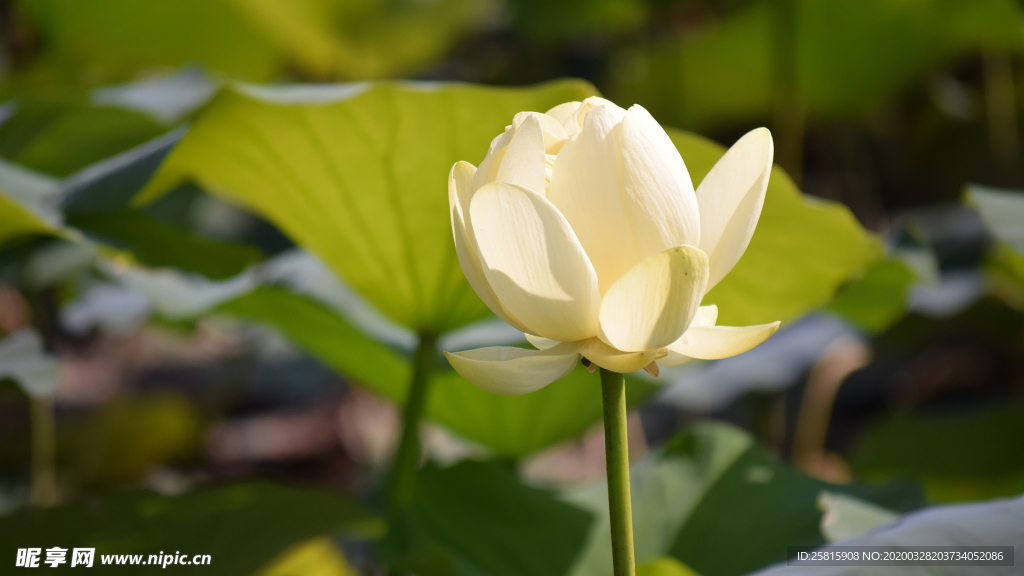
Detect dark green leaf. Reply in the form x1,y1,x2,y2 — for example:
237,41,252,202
567,423,923,576
853,398,1024,502
827,258,917,333
0,482,383,575
68,210,262,279
409,460,594,576
0,99,166,177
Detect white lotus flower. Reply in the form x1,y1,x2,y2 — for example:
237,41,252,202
445,97,780,395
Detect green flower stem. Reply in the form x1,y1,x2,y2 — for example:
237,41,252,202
30,397,57,507
600,368,636,576
387,332,437,520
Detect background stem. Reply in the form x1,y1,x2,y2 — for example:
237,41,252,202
983,49,1019,166
600,368,635,576
30,396,57,507
771,0,804,185
386,332,437,520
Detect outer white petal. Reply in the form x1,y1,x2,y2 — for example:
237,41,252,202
470,181,601,342
598,245,709,352
449,162,531,333
475,128,513,191
548,104,699,294
665,321,781,361
582,338,657,374
445,341,582,396
696,127,774,291
658,304,719,367
525,333,560,350
495,114,548,196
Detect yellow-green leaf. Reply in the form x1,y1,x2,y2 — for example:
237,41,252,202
669,129,882,327
139,80,599,333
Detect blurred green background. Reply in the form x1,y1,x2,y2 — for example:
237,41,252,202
0,1,1023,575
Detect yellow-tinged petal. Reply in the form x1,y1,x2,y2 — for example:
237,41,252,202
448,162,531,333
666,321,781,361
525,333,560,350
445,341,583,396
548,104,699,294
544,102,582,134
495,114,548,196
476,113,569,191
656,351,692,368
658,304,719,367
692,304,718,327
470,181,601,342
582,338,657,374
598,245,709,352
696,127,774,291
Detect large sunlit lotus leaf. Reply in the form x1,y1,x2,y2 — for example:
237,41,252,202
669,129,882,327
613,0,1024,129
138,80,598,333
0,482,382,576
219,287,657,457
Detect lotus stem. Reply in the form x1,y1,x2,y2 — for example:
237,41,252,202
386,332,437,521
30,397,57,507
771,0,804,184
983,50,1018,165
600,368,635,576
